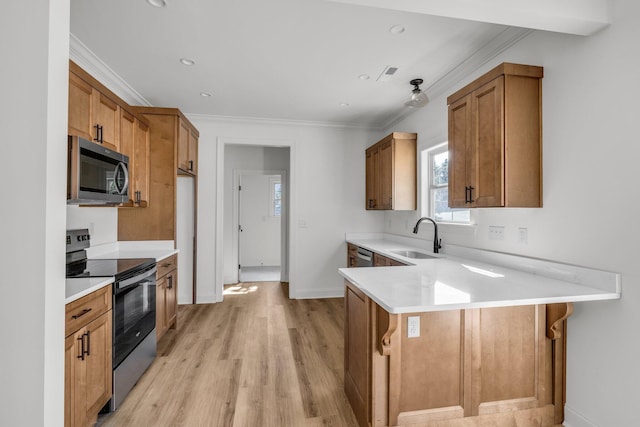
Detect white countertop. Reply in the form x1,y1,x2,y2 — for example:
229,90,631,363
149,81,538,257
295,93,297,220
65,277,114,304
87,240,178,261
66,241,178,304
340,234,621,314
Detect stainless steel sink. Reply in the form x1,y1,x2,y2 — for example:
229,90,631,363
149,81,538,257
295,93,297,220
389,249,438,259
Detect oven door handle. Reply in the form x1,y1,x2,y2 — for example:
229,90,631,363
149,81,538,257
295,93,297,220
116,266,157,291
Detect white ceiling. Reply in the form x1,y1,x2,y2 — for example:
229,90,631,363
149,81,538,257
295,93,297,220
69,0,609,128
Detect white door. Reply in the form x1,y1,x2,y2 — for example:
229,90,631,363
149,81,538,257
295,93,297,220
238,173,281,282
177,176,195,304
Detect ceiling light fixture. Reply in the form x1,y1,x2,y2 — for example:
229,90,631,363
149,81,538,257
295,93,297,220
339,102,350,107
358,74,370,80
404,78,428,108
146,0,167,8
179,57,195,66
200,92,212,97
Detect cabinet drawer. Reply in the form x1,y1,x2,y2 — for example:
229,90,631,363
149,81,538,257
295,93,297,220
65,285,112,337
157,254,177,278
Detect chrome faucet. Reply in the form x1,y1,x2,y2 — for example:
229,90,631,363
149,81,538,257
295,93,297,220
412,217,442,254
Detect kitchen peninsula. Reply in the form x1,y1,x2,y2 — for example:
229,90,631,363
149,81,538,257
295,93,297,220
339,234,620,427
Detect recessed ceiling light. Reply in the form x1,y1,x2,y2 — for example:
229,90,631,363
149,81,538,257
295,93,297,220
339,102,350,107
358,74,370,80
179,58,195,66
200,92,212,97
389,24,405,34
146,0,167,8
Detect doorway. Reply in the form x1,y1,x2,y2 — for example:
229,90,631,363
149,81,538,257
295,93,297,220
238,172,283,282
221,144,291,294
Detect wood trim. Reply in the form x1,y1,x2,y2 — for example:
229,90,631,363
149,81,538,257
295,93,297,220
447,62,543,105
376,304,398,356
546,303,573,424
133,106,200,136
366,132,416,150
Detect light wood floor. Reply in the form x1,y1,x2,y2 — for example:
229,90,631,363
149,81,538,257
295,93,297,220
100,282,359,427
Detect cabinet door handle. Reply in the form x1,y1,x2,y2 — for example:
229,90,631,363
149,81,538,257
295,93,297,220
77,335,85,360
85,331,90,357
71,308,92,319
93,124,101,142
135,190,141,204
167,276,173,290
188,160,194,171
468,186,474,204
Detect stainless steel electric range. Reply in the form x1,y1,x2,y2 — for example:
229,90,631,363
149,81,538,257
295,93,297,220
66,229,157,412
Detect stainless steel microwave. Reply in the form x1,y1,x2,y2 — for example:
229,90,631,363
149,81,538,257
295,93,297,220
67,136,129,205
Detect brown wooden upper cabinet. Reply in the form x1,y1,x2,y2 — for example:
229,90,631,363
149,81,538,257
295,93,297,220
365,132,417,211
68,61,151,208
119,107,199,241
447,63,543,208
178,119,198,175
68,64,120,151
119,110,150,207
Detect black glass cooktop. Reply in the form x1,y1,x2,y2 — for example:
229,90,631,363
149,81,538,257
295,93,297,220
66,258,155,280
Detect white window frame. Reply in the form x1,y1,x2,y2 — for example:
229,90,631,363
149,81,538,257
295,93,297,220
421,142,471,224
269,176,282,218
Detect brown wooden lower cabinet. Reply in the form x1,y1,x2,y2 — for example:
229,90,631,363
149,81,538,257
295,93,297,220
156,254,178,341
344,279,572,427
65,286,113,427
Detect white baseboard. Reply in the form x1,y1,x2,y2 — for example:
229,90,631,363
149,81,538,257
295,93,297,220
292,287,344,299
564,405,599,427
195,294,218,304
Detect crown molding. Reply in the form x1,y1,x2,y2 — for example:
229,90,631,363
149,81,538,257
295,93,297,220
69,33,152,107
185,113,375,131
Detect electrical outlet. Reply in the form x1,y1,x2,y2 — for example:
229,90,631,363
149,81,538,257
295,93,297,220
518,227,528,244
407,316,420,338
489,226,505,241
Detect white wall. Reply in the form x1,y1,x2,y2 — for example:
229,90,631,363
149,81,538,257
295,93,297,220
0,1,69,426
190,117,383,301
66,206,118,245
383,1,639,425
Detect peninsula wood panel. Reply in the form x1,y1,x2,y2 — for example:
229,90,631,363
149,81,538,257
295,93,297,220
354,297,562,427
471,305,552,416
398,310,466,416
344,280,370,427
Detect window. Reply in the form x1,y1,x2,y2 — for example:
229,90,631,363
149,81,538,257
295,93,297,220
270,178,282,217
422,143,470,223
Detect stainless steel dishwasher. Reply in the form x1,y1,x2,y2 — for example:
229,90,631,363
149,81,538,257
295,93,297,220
356,247,373,267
